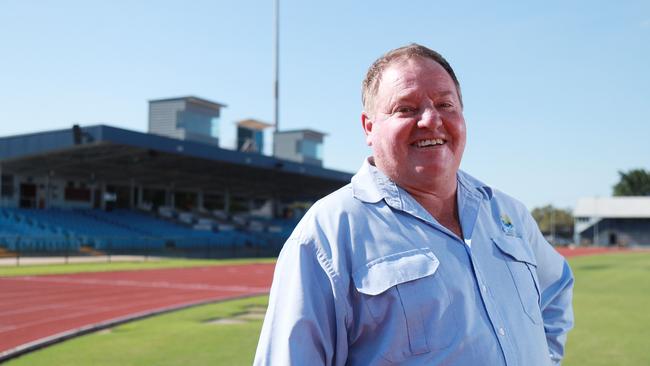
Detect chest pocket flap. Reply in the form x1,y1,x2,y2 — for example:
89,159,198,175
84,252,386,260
492,236,542,323
351,248,441,359
492,236,537,267
352,248,440,295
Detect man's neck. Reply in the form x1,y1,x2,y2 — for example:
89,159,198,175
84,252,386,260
405,182,463,240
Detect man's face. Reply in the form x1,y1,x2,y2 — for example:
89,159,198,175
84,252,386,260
362,56,466,192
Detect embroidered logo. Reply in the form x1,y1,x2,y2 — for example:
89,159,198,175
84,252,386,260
500,213,517,236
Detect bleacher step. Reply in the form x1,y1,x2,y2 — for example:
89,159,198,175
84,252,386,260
0,247,15,258
79,246,104,256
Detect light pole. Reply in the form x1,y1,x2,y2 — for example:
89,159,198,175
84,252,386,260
273,0,279,134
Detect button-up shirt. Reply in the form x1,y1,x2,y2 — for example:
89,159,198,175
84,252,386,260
254,159,574,365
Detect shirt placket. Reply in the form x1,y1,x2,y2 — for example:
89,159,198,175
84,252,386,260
465,247,516,366
458,187,516,366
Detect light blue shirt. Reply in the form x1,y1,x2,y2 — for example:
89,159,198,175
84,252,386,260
255,159,574,365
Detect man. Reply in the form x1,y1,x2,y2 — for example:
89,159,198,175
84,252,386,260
254,44,574,365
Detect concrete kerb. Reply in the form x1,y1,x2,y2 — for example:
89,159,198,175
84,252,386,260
0,255,159,267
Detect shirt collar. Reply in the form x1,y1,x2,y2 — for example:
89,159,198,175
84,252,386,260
351,157,493,205
457,170,493,201
351,158,397,204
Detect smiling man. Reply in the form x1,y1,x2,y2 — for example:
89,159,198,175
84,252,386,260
254,44,574,366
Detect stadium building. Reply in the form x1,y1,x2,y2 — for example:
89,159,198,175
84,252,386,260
573,197,650,246
0,96,352,257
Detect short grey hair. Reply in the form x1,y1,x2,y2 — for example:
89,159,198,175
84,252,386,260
362,43,463,112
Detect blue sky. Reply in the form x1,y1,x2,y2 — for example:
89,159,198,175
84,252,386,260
1,0,648,210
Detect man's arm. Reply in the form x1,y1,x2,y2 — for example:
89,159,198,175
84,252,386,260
524,212,575,365
254,238,346,365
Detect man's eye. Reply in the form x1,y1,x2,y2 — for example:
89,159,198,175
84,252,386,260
437,102,454,109
394,106,416,114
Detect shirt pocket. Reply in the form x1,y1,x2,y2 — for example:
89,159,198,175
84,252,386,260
352,248,456,362
492,236,543,324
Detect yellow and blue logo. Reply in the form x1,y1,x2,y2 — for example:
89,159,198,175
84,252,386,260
500,213,517,237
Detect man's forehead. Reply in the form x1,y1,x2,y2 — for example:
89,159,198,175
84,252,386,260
378,58,457,95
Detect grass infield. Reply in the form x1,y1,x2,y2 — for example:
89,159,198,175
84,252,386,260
5,295,269,366
563,252,650,366
4,252,650,365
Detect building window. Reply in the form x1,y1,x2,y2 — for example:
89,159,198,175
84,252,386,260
65,186,91,202
177,109,220,139
300,139,323,160
1,174,14,197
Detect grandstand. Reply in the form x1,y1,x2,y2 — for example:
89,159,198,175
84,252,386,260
0,123,351,257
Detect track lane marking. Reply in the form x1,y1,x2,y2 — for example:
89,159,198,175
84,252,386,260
8,276,270,293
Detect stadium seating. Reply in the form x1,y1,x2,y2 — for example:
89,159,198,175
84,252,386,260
0,208,79,252
0,207,298,253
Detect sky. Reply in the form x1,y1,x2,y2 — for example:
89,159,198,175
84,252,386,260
1,0,648,210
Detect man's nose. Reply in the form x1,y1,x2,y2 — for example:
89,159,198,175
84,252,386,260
417,107,441,129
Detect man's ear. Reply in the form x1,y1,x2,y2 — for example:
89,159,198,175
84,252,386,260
361,112,373,146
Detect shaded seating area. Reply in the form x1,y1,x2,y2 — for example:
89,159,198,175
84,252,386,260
0,208,79,252
0,208,298,254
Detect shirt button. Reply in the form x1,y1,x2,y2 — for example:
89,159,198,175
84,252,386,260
498,327,506,336
481,284,487,293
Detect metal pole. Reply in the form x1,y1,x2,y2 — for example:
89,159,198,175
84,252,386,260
273,0,280,135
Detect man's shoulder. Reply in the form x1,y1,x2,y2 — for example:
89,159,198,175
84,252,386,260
459,170,526,208
286,182,378,250
307,182,371,218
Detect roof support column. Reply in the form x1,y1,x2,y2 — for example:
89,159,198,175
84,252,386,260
137,185,144,209
272,197,280,219
130,179,136,209
197,189,204,212
0,164,3,208
45,172,52,209
90,183,96,209
167,186,175,209
224,188,230,215
100,182,106,210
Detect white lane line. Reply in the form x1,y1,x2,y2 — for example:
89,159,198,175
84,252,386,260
0,292,230,334
9,276,269,293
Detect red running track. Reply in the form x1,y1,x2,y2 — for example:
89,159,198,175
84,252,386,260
555,246,635,257
0,263,275,361
0,248,638,361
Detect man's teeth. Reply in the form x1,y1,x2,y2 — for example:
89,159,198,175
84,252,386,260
414,139,445,147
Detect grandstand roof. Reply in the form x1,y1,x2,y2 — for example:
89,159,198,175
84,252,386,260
573,197,650,218
149,96,227,109
275,129,328,137
0,125,352,199
236,119,273,130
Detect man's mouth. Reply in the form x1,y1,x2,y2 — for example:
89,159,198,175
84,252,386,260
412,138,446,148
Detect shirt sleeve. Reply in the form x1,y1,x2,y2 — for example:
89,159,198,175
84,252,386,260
524,212,575,365
254,238,347,365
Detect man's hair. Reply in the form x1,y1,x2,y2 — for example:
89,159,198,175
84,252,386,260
362,43,463,112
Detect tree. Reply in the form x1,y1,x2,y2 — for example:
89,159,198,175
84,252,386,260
612,168,650,196
531,205,574,240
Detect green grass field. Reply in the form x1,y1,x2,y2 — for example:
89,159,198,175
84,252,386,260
4,252,650,365
563,252,650,366
5,295,269,366
0,257,275,277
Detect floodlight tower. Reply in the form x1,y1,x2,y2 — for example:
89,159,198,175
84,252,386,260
273,0,280,134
